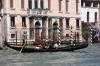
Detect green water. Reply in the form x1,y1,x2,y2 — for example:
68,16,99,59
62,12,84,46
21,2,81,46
0,44,100,66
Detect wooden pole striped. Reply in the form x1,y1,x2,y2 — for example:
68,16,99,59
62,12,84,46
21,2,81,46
90,29,92,45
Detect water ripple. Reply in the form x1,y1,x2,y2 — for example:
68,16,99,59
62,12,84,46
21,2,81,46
0,44,100,66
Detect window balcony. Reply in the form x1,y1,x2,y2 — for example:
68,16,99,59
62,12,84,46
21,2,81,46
10,27,16,29
76,26,80,30
28,8,48,16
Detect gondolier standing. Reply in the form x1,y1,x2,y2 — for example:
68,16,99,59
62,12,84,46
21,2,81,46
22,32,27,45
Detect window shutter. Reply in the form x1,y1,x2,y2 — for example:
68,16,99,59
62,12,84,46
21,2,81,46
0,0,2,9
59,0,62,12
66,0,68,13
10,0,13,8
21,0,24,9
76,0,79,14
48,0,51,10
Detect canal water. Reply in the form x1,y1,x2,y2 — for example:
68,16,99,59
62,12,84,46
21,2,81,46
0,44,100,66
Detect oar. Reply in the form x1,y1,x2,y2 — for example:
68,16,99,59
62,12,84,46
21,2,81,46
19,43,26,53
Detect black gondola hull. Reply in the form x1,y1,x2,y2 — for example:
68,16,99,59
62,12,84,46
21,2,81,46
5,42,88,53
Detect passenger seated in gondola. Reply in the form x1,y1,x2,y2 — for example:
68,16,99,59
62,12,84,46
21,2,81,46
53,42,59,49
35,44,43,49
44,43,49,49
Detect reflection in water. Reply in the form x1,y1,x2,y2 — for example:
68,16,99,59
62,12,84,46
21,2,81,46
0,44,100,66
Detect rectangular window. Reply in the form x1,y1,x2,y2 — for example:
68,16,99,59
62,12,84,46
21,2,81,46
22,17,26,27
66,34,69,41
76,32,79,42
76,0,79,14
59,0,62,12
48,0,51,10
66,34,69,37
66,0,68,13
59,19,63,28
81,1,84,7
29,18,34,28
21,0,24,9
28,0,32,9
30,30,34,39
11,16,15,27
11,34,15,38
93,2,98,7
40,0,44,9
76,19,80,28
85,1,91,7
10,0,13,8
66,18,69,28
0,0,2,9
34,0,38,9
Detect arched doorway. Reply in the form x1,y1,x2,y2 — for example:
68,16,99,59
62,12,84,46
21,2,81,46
35,21,41,42
53,22,58,41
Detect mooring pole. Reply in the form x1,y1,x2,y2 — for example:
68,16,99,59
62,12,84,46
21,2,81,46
16,31,17,45
90,29,92,45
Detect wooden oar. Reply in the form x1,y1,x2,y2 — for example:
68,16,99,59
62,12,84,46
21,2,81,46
19,43,26,53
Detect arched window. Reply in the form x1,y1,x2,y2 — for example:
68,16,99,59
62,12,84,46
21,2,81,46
35,21,41,41
93,2,98,7
53,22,58,41
81,1,84,7
76,19,79,28
66,18,69,28
53,22,58,29
95,12,97,22
87,12,89,22
35,21,41,29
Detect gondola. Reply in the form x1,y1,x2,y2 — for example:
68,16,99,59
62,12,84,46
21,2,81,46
5,41,88,53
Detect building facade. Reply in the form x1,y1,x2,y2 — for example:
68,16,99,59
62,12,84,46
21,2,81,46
0,0,82,44
81,0,100,42
81,0,100,27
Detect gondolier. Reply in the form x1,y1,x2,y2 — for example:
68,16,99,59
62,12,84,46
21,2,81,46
22,32,27,45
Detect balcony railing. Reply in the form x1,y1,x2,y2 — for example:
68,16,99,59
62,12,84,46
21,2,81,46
28,8,48,16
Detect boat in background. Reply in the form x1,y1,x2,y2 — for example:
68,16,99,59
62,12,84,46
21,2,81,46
5,41,88,53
